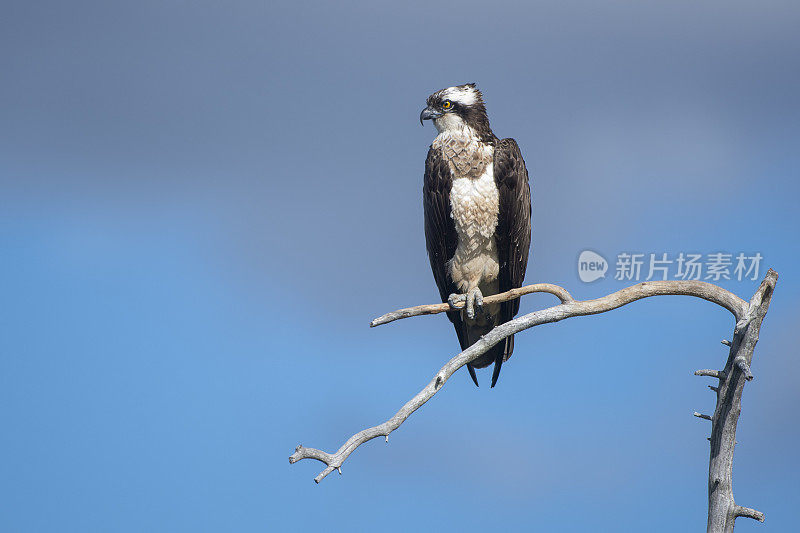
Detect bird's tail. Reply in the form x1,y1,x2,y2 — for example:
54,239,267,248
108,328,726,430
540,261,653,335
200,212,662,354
490,334,513,388
463,325,515,388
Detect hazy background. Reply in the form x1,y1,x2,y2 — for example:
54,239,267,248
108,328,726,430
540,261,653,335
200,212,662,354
2,1,798,531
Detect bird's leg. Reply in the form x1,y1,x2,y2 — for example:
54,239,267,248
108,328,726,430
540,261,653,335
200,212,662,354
465,287,484,320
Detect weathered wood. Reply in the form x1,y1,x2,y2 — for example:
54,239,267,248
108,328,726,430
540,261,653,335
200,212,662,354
702,269,776,531
290,270,777,532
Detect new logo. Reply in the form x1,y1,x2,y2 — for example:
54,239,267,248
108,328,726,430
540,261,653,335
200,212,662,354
578,250,608,283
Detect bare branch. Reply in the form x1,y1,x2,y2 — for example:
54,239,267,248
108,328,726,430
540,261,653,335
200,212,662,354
734,506,765,522
369,283,575,327
695,369,724,379
706,269,777,532
292,278,748,483
292,269,778,533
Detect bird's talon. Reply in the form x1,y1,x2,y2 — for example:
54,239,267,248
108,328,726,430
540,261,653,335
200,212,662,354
474,290,484,310
447,293,466,311
464,287,484,320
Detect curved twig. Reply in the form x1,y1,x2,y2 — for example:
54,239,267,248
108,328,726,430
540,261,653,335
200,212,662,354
370,280,745,327
369,283,575,327
290,278,750,483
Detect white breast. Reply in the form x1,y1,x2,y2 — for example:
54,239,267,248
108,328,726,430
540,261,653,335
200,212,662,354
448,162,500,293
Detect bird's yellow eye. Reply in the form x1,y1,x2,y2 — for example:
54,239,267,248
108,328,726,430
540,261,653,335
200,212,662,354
442,100,452,109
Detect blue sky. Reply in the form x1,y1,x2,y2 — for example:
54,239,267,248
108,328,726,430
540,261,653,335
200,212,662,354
1,1,798,531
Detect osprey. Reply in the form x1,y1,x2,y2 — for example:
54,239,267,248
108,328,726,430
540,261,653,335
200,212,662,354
420,83,531,388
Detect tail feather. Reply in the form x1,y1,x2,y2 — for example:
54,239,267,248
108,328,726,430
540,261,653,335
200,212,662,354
490,334,514,387
467,363,479,387
490,351,504,388
458,324,516,388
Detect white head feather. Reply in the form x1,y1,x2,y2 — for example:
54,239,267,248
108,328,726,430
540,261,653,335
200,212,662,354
441,85,479,106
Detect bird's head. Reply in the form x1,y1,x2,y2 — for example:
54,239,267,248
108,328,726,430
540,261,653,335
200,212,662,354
420,83,492,140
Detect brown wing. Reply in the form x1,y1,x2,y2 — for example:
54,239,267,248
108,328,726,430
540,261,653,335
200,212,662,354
494,137,532,324
485,137,531,387
422,146,467,348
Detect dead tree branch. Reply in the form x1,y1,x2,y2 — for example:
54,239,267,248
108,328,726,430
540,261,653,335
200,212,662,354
369,283,575,326
290,270,777,532
698,269,776,531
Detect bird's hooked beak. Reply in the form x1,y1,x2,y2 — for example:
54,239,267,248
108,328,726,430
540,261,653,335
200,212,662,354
419,106,441,126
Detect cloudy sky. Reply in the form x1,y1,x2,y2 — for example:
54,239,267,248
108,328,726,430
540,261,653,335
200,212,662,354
2,1,798,531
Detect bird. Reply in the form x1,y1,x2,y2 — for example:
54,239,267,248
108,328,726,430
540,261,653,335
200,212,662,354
420,83,531,388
